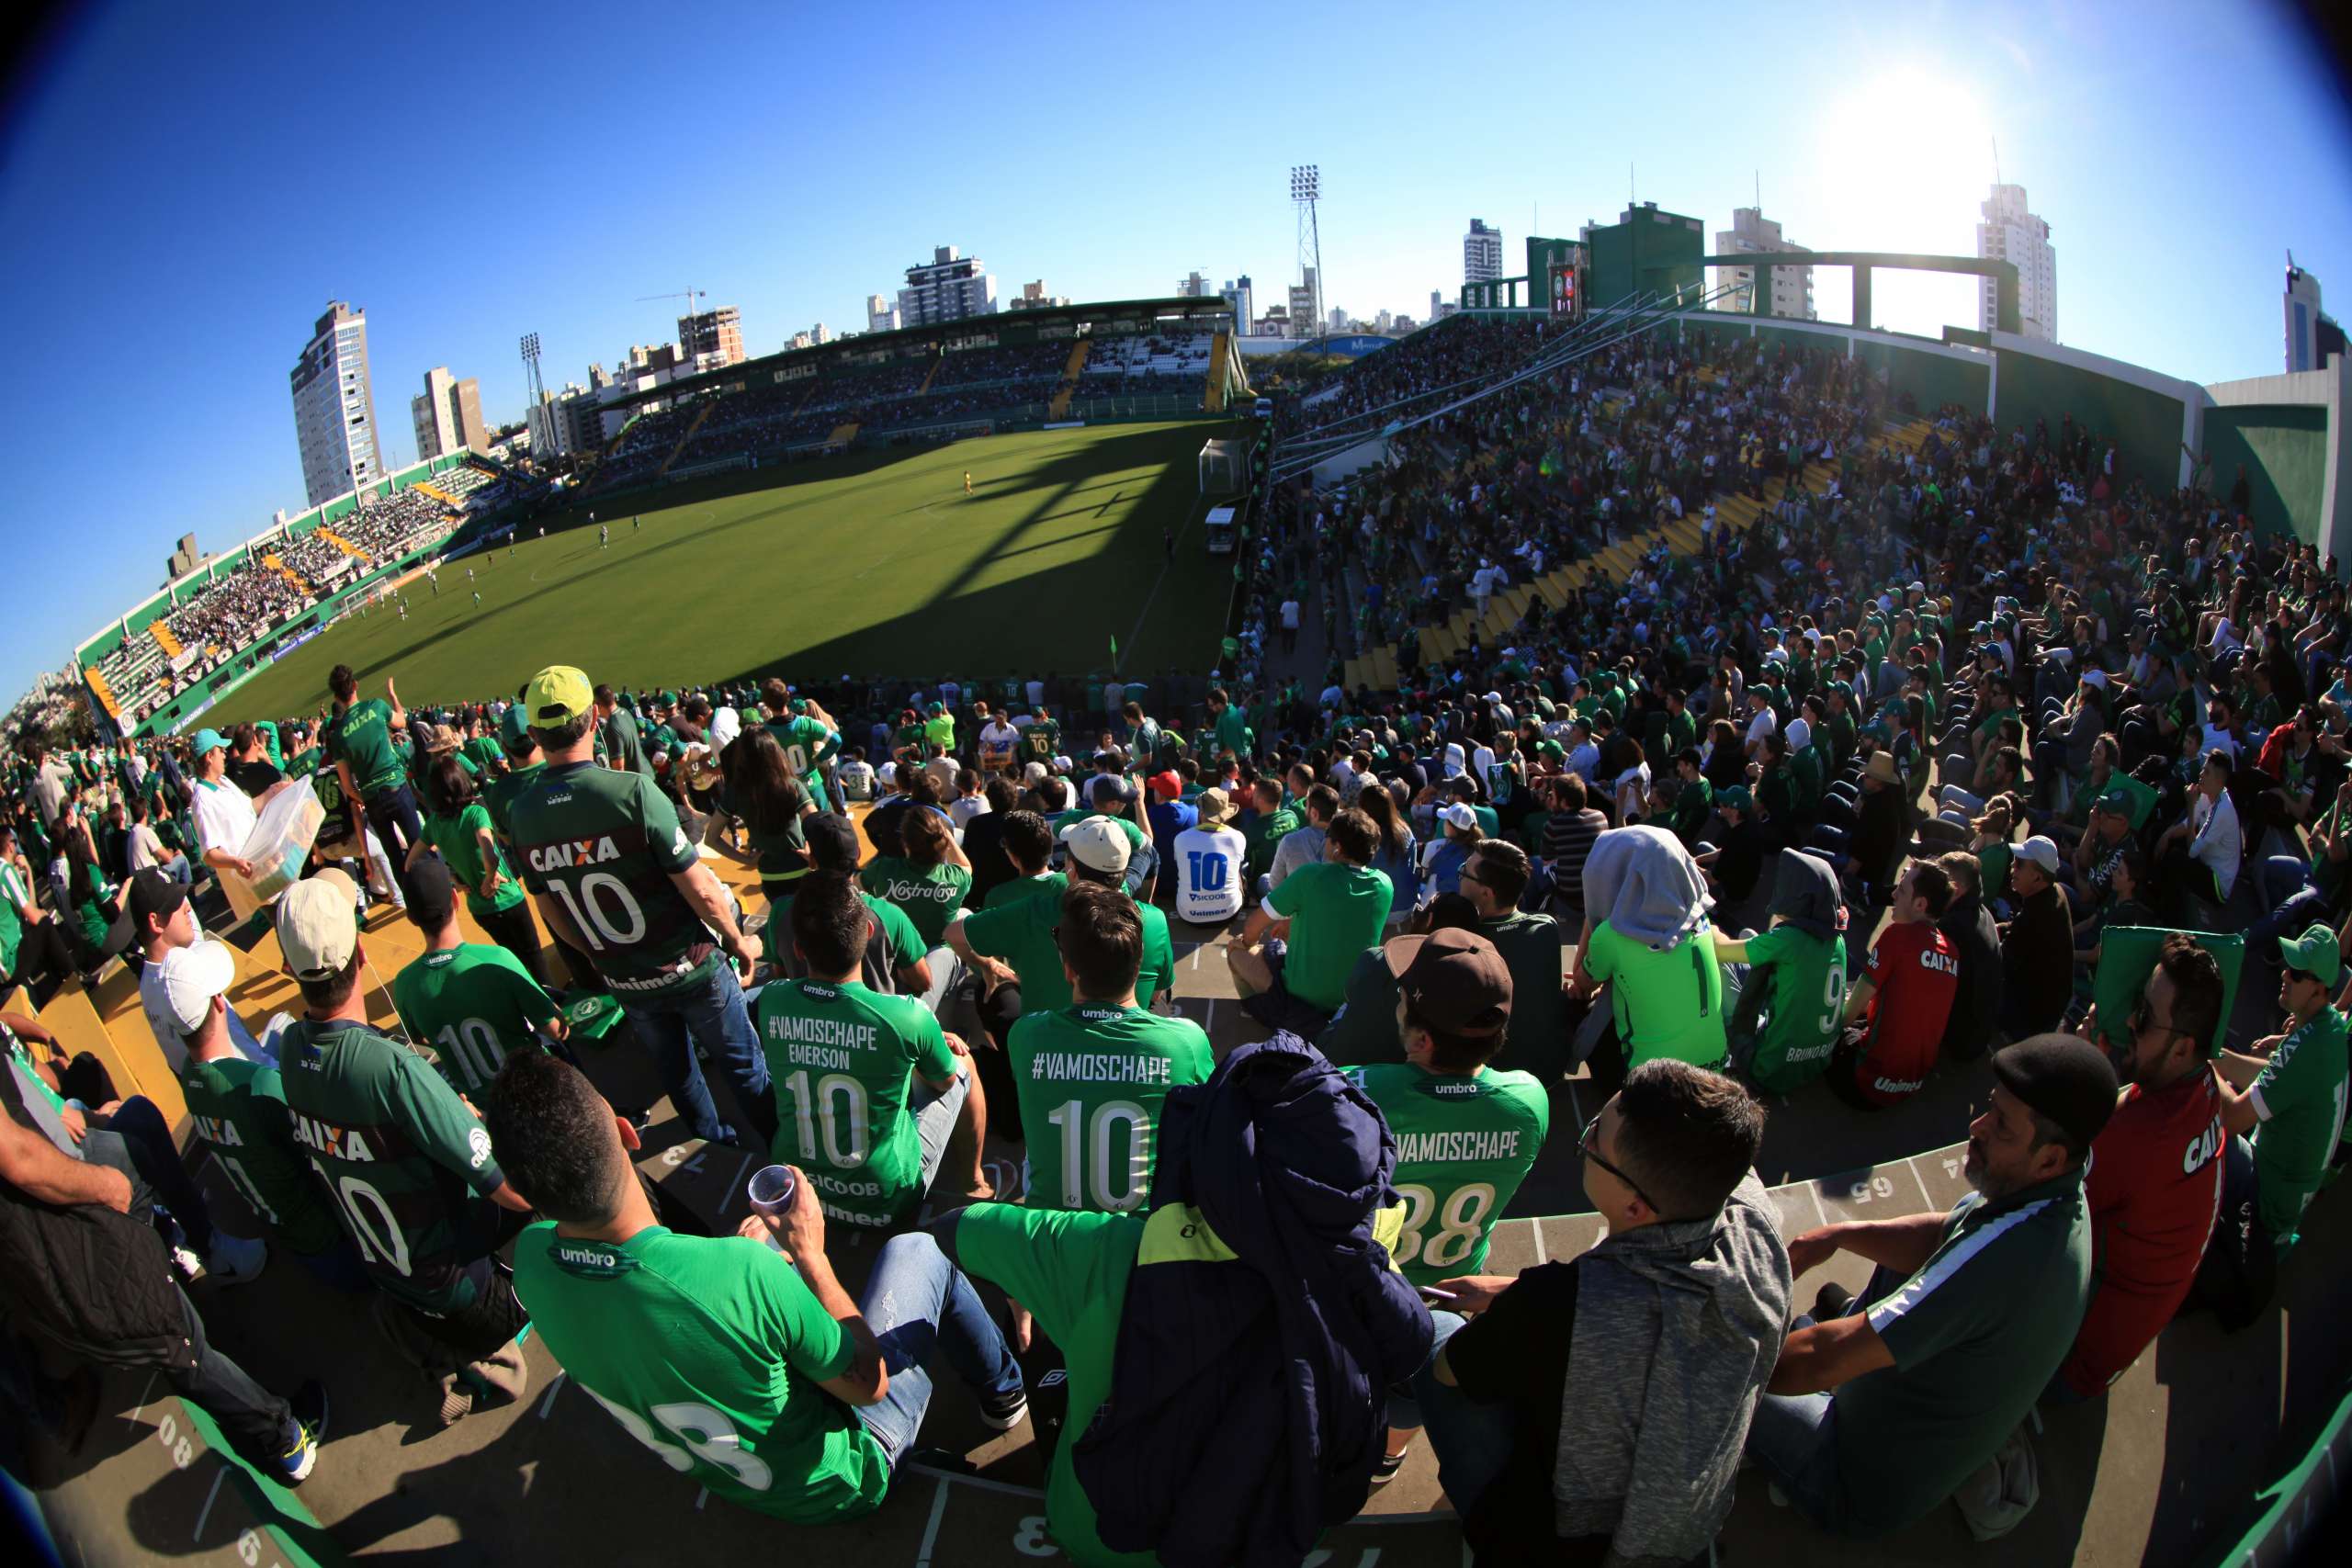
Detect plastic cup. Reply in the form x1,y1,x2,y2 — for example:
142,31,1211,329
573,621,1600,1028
747,1165,796,1251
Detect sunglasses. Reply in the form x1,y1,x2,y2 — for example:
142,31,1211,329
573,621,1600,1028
1579,1119,1660,1214
2127,997,2191,1043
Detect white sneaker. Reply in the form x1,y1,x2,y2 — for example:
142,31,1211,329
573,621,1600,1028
204,1232,268,1286
171,1244,206,1282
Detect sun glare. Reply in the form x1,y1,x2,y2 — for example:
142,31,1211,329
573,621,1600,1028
1819,68,1995,254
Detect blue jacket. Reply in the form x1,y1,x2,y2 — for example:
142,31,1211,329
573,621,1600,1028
1072,1033,1434,1566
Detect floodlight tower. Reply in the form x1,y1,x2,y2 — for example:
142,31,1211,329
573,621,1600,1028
520,331,548,416
1291,164,1324,346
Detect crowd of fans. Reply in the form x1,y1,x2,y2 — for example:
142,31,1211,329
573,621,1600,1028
5,310,2346,1565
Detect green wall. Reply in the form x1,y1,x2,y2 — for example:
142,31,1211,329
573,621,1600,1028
1854,338,1992,420
1588,207,1704,310
1993,350,2186,492
2203,404,2329,545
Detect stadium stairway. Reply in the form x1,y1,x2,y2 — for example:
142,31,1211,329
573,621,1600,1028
917,353,943,395
1361,412,1935,684
1046,339,1091,420
20,836,2351,1567
150,621,184,661
315,527,371,565
258,553,309,593
826,421,860,449
82,662,120,721
655,402,716,479
410,480,458,508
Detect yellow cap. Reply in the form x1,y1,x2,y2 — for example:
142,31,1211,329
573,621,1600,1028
524,665,594,727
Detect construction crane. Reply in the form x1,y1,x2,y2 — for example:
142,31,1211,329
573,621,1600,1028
637,287,707,334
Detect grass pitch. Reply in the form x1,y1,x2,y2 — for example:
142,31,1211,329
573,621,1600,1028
210,420,1236,724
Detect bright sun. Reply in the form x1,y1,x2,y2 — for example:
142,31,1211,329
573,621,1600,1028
1807,67,1996,329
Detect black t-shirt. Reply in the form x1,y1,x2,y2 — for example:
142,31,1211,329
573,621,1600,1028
226,756,282,798
1717,818,1774,902
962,810,1014,906
1442,1262,1609,1565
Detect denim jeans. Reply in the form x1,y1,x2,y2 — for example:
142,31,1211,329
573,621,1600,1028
1746,1390,1846,1529
170,1287,298,1463
617,958,775,1147
854,1233,1023,1466
363,784,425,904
1406,1313,1516,1512
2247,855,2332,964
84,1096,216,1255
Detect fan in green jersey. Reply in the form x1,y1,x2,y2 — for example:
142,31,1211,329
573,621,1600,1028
1348,926,1547,1479
272,871,537,1419
759,872,989,1225
486,1050,1024,1524
758,678,842,814
391,858,567,1099
1351,928,1549,1286
1008,882,1212,1213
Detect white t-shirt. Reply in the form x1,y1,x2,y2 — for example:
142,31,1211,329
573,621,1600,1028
1172,823,1248,923
191,776,258,863
978,720,1020,768
138,945,269,1076
126,821,169,872
2188,790,2243,900
949,794,991,831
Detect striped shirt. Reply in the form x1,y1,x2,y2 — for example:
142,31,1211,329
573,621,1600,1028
1542,808,1607,903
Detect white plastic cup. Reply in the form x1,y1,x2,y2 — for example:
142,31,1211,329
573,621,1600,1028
747,1165,796,1252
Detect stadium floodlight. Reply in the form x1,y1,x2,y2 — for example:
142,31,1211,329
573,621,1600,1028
1290,164,1319,201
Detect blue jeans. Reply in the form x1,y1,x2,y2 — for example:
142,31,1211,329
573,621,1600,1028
1747,1389,1848,1530
363,784,424,903
86,1095,215,1254
2248,855,2332,963
617,958,775,1147
1406,1313,1514,1512
854,1233,1023,1466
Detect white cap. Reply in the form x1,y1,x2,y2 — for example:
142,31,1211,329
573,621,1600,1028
1058,815,1132,874
277,868,359,982
1785,717,1812,751
156,935,238,1033
2081,669,2109,690
2017,835,2062,874
1440,802,1479,831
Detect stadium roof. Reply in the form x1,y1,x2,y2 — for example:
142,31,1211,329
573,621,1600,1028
599,295,1235,413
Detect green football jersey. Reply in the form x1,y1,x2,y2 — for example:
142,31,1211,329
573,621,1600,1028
961,878,1173,1014
178,1055,345,1256
758,978,956,1226
1265,861,1396,1011
601,710,654,780
277,1017,505,1310
422,803,526,919
1737,924,1847,1094
510,761,716,995
1021,717,1061,763
1585,919,1728,1069
858,855,972,949
512,1225,886,1523
2251,1005,2350,1239
1353,1063,1548,1284
390,942,562,1096
763,716,837,812
325,697,406,797
460,736,506,776
482,760,545,848
1009,1003,1212,1213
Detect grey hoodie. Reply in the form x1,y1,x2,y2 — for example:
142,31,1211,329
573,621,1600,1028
1580,825,1709,949
1555,1171,1793,1565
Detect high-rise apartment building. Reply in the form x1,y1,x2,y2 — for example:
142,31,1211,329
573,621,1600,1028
1223,276,1254,331
866,293,901,335
1007,280,1070,310
411,367,488,461
897,246,998,329
678,306,745,368
1464,220,1503,286
1976,183,2056,342
289,300,382,507
1713,208,1815,320
1288,266,1319,340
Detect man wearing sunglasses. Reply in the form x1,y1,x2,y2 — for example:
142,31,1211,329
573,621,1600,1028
1405,1061,1785,1564
2215,923,2350,1256
2054,934,2227,1400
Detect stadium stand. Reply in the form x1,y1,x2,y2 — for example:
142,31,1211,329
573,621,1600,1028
18,301,2352,1568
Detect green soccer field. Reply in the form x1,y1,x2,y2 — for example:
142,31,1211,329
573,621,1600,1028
207,420,1238,725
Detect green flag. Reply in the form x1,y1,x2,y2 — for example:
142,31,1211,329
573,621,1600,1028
1110,633,1118,666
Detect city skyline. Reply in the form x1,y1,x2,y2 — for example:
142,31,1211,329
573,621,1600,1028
1,0,2349,701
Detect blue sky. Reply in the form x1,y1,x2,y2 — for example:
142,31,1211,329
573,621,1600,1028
2,0,2348,703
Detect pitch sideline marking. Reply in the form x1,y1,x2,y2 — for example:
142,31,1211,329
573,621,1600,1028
912,1476,952,1566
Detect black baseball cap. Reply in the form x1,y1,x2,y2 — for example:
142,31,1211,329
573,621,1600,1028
107,868,188,954
1992,1033,2120,1153
804,813,864,873
406,855,458,931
